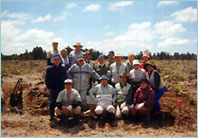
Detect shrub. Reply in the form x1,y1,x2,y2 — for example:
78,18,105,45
174,86,181,96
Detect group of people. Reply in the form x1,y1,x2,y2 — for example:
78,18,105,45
45,41,166,126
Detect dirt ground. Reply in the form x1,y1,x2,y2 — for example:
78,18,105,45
1,60,197,137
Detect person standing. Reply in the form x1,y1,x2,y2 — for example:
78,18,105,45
45,55,67,121
60,48,72,70
83,50,94,69
47,41,59,66
108,53,127,87
67,56,100,108
106,51,115,67
94,54,109,76
69,42,83,65
126,53,134,74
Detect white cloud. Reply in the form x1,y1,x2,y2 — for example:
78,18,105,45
53,11,71,22
67,2,77,9
157,38,190,48
108,1,133,11
104,25,110,30
1,20,66,55
105,32,115,37
32,14,51,23
1,10,31,20
82,4,101,12
86,22,154,55
157,1,179,7
154,21,185,38
170,7,197,23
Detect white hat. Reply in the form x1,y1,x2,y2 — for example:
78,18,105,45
64,79,73,84
115,53,122,57
133,60,140,65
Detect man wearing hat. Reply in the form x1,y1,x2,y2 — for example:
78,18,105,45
83,50,94,69
47,41,60,66
89,75,117,126
94,54,109,76
45,55,67,121
108,53,127,87
144,61,166,114
69,42,83,65
67,56,100,108
115,72,131,119
55,79,82,125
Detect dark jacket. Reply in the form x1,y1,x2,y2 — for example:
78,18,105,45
45,64,67,91
133,85,154,110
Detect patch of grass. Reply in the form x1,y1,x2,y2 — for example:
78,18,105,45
174,86,181,96
189,97,194,105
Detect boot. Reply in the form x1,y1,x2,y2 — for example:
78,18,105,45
106,112,117,127
59,114,68,126
73,115,82,125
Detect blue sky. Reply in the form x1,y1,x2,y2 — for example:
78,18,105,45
1,1,197,55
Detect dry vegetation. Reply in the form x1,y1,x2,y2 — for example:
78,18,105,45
1,60,197,137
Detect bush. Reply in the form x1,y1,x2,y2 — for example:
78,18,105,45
189,97,194,105
174,86,181,96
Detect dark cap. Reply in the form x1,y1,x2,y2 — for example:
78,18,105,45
53,55,61,59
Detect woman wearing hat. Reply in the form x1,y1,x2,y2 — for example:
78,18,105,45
144,60,166,114
140,52,159,72
69,42,83,65
129,59,147,90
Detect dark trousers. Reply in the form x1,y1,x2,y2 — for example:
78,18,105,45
49,89,60,117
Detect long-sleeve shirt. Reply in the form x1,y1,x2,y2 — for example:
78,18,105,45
109,62,127,84
147,70,165,91
128,68,147,83
115,82,131,103
69,51,83,65
89,84,117,103
67,63,100,92
133,85,154,110
56,88,81,106
47,49,59,66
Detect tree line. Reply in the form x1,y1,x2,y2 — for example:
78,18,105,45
1,46,197,60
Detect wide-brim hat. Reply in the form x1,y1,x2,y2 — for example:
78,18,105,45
73,42,83,47
100,75,109,81
83,50,90,55
142,53,150,59
64,79,73,84
144,60,155,68
77,56,85,61
133,59,140,66
115,53,122,57
52,41,58,44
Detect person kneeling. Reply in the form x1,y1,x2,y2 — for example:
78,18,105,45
89,75,117,126
129,79,154,122
55,79,82,126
